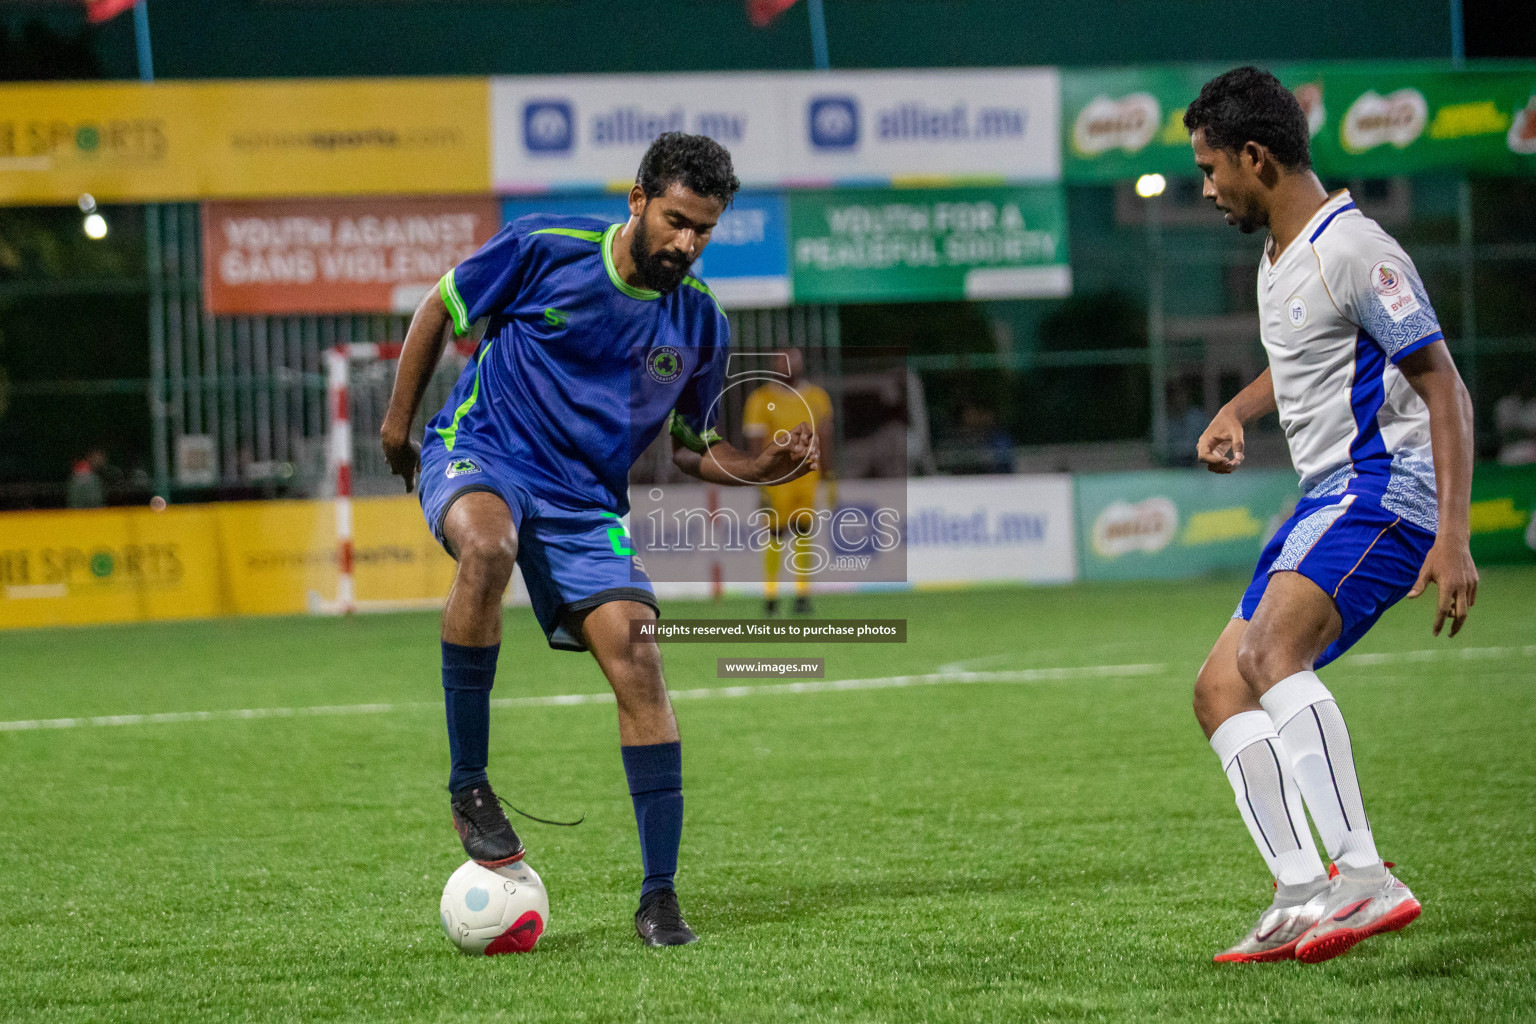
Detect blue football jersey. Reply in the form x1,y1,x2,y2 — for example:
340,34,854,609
424,214,729,514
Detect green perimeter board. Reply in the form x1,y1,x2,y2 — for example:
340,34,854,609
1075,468,1300,582
1470,463,1536,564
1063,61,1536,182
788,186,1070,304
1077,463,1536,582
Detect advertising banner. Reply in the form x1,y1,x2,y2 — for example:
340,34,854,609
905,475,1077,585
1063,62,1536,182
1299,62,1536,178
491,68,1060,192
776,68,1061,185
0,505,225,630
1468,463,1536,565
1075,469,1299,582
0,495,459,630
1062,64,1229,183
203,197,502,315
501,192,791,308
0,78,490,205
788,186,1070,303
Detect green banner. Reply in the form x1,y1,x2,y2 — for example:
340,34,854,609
1063,61,1536,182
1063,64,1230,183
1074,464,1536,582
1469,464,1536,565
787,186,1070,304
1075,469,1300,581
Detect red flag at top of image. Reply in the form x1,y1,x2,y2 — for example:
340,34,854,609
748,0,801,27
84,0,139,24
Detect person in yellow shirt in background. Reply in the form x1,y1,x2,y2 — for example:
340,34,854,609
742,349,834,616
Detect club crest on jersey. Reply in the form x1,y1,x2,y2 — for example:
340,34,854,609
1371,261,1403,296
1287,295,1308,328
647,346,684,384
1372,260,1421,322
446,458,482,478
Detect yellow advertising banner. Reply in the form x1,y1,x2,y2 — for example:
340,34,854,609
0,78,490,204
0,495,457,630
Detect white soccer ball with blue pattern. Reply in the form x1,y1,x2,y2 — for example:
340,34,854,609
439,859,548,955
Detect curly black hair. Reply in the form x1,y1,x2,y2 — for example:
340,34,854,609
636,132,741,206
1184,66,1311,170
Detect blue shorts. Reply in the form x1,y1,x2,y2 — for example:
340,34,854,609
418,444,656,652
1236,491,1435,668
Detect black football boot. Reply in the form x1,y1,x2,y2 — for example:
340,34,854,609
450,783,525,868
634,889,698,946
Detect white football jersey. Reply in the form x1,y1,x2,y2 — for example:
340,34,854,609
1257,189,1442,531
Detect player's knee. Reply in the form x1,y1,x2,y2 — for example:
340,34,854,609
1192,662,1230,731
1234,636,1289,691
621,640,665,686
455,532,517,589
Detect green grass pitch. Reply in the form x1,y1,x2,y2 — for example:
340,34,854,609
2,570,1534,1023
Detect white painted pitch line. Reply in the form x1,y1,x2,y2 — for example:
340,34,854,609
0,663,1168,734
1343,644,1536,666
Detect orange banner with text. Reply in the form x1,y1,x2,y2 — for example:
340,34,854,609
202,196,502,315
0,496,457,630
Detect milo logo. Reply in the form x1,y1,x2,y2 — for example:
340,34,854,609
1071,93,1160,156
1341,89,1427,154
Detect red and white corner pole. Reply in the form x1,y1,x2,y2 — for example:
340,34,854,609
327,345,356,614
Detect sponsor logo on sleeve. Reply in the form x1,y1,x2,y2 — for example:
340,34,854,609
523,100,575,154
1371,259,1421,322
808,97,860,150
1071,93,1160,156
1341,89,1427,153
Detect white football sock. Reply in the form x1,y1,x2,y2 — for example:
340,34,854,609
1210,710,1328,887
1260,671,1383,875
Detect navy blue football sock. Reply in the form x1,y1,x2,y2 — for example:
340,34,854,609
621,742,684,898
442,640,499,793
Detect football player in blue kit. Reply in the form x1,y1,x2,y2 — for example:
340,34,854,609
380,133,818,946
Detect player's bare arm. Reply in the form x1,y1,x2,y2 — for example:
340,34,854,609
380,289,457,491
1198,367,1276,473
1399,341,1479,635
671,423,819,485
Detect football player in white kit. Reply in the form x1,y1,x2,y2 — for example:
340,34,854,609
1182,68,1478,964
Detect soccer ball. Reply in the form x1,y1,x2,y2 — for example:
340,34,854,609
439,859,549,955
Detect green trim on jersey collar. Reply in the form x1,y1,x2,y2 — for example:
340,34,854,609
681,275,724,316
530,227,605,243
602,224,661,301
439,269,471,336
